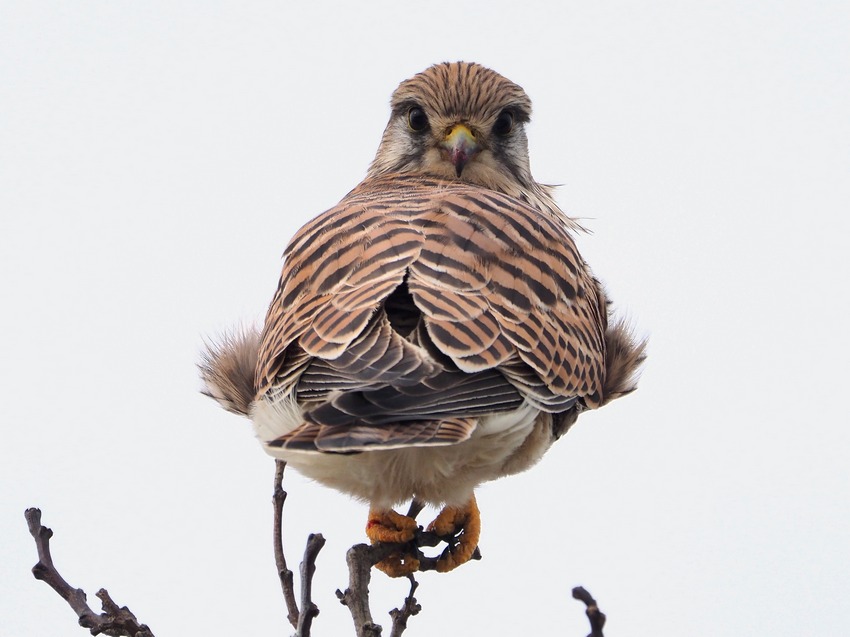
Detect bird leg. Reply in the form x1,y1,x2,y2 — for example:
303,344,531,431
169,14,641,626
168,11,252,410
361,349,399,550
366,507,420,577
427,494,480,573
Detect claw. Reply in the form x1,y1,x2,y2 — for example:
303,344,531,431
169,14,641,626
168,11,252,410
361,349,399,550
427,494,481,573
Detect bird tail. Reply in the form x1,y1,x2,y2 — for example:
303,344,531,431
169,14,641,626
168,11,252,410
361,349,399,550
600,319,647,406
199,325,261,416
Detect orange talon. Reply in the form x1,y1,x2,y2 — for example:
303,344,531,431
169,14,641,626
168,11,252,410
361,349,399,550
427,494,481,573
374,552,421,577
366,507,418,544
366,507,420,577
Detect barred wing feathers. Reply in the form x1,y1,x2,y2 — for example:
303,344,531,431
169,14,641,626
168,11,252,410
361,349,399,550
255,174,607,451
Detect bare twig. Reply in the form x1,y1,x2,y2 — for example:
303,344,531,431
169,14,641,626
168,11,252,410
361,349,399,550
273,460,300,629
389,575,421,637
404,499,426,520
336,543,384,637
572,586,606,637
24,508,154,637
337,540,431,636
273,460,327,636
295,533,326,637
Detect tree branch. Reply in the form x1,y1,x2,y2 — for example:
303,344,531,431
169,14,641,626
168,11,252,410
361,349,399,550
24,507,154,637
295,533,326,637
273,460,326,637
273,460,300,629
389,575,421,637
336,538,430,636
572,586,606,637
336,543,383,637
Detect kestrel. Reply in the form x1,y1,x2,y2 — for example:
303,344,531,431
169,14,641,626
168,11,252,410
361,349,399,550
201,62,645,576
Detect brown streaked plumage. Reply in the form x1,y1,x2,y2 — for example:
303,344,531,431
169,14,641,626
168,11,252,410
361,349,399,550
200,61,645,576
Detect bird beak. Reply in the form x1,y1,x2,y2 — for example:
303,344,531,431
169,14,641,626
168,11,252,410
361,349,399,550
441,124,479,177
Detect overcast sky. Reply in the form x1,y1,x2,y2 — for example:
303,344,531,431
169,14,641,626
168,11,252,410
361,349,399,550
2,2,848,635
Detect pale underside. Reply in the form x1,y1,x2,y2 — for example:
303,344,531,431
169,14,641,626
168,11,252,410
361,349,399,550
252,396,553,507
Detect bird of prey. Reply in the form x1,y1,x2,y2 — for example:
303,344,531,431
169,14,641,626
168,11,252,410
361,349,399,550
201,61,645,576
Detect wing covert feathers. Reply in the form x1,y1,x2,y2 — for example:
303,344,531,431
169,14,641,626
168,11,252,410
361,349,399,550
203,175,644,453
255,174,609,416
269,417,477,453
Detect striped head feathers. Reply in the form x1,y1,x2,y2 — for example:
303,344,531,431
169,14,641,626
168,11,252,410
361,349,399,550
368,61,565,224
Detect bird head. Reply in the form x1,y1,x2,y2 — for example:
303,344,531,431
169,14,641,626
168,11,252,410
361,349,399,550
368,62,537,194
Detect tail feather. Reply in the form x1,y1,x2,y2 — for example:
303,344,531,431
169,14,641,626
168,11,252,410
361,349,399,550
600,319,647,406
199,326,261,416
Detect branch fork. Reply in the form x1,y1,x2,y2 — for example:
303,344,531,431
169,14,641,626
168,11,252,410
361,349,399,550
24,507,154,637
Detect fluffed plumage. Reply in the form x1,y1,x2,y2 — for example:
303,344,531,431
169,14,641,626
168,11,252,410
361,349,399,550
201,61,645,574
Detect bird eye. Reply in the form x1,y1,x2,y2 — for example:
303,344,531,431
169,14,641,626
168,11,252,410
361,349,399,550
492,110,514,136
407,106,429,133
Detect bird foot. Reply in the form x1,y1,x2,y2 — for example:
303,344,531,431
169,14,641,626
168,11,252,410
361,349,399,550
427,495,480,573
367,507,421,576
366,496,481,576
374,551,422,577
366,507,418,544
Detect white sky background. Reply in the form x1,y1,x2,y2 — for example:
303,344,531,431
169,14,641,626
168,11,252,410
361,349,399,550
1,1,848,635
